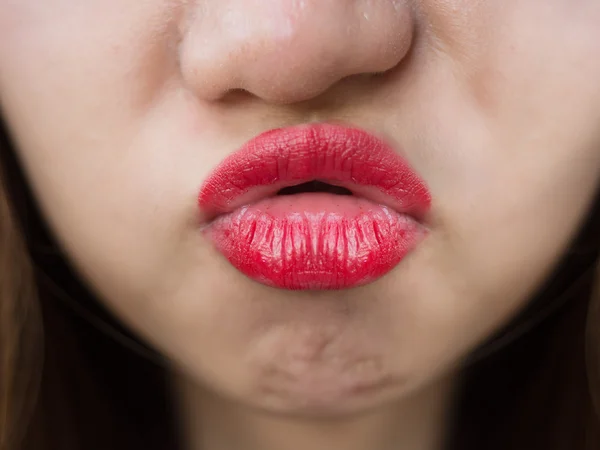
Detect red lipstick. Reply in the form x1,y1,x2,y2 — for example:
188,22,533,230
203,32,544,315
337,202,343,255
199,123,431,290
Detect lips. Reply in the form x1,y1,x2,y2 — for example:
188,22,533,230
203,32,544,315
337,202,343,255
199,123,431,290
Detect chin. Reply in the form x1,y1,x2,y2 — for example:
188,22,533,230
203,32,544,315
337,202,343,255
239,355,412,417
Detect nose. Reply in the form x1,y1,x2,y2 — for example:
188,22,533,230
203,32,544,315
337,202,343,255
179,0,414,104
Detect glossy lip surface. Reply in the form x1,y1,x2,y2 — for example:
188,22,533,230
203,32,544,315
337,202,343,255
199,123,431,290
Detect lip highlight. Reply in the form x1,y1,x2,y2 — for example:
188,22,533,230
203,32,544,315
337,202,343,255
199,123,431,290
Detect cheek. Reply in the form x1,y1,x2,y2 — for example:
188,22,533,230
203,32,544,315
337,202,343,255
379,159,600,385
0,1,211,312
416,0,600,271
383,0,600,372
0,1,182,136
422,87,600,357
0,2,181,237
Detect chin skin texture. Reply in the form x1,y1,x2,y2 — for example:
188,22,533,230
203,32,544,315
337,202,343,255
1,0,600,420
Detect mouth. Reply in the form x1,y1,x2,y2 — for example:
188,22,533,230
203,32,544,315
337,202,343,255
198,123,431,290
276,180,353,197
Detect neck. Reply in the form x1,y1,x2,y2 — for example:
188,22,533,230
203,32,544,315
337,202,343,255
174,374,458,450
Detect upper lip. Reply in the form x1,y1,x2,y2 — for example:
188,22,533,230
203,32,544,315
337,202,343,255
198,122,431,221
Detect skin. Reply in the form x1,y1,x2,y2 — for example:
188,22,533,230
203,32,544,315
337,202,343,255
1,1,600,449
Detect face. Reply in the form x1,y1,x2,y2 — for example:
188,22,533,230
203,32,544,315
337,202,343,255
1,0,600,415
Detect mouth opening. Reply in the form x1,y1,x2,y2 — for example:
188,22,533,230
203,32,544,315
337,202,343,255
276,180,353,196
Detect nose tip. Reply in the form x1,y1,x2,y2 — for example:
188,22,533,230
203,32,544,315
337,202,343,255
179,0,414,104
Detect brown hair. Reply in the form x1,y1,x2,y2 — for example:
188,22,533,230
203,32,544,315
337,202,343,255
0,113,599,449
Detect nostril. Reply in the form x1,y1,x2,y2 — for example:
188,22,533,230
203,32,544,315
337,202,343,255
277,180,353,196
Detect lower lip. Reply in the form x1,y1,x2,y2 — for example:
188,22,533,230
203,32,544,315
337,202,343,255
204,193,425,290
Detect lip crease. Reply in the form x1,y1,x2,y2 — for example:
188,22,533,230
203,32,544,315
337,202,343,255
198,122,431,290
